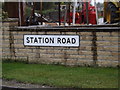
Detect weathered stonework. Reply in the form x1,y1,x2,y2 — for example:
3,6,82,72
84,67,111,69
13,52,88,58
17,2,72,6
2,21,119,67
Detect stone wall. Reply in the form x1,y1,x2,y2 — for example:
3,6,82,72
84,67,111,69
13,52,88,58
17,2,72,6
2,21,119,67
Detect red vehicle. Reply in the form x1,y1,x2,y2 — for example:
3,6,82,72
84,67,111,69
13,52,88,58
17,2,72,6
61,2,97,24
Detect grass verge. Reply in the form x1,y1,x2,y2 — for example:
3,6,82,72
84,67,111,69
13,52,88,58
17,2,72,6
2,61,118,88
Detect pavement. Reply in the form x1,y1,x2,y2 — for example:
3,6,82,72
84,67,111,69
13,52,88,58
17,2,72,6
1,79,53,89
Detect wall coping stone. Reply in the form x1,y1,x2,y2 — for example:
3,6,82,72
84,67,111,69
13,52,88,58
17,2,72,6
11,24,120,32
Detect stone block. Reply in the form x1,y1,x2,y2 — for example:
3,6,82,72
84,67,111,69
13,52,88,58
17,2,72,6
66,50,78,55
103,46,118,51
3,35,10,39
12,31,18,35
65,32,77,35
14,44,24,48
46,32,60,35
81,32,92,36
69,55,86,59
54,54,65,58
97,36,103,41
38,32,46,35
81,36,93,41
102,37,118,41
79,51,92,55
81,41,92,45
2,52,11,56
18,32,31,35
2,44,10,48
85,55,93,59
17,49,32,53
40,53,54,58
2,40,9,44
96,32,110,36
96,41,111,46
97,56,118,61
14,35,23,40
111,32,118,36
77,60,93,66
97,60,118,67
111,52,119,56
97,51,111,56
65,59,77,65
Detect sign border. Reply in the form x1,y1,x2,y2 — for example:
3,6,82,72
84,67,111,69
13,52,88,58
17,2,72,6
23,34,80,47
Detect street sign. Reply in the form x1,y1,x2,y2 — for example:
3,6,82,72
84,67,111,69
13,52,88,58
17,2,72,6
24,35,80,47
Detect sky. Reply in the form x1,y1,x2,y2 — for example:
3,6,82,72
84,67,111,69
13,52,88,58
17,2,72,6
91,0,104,5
